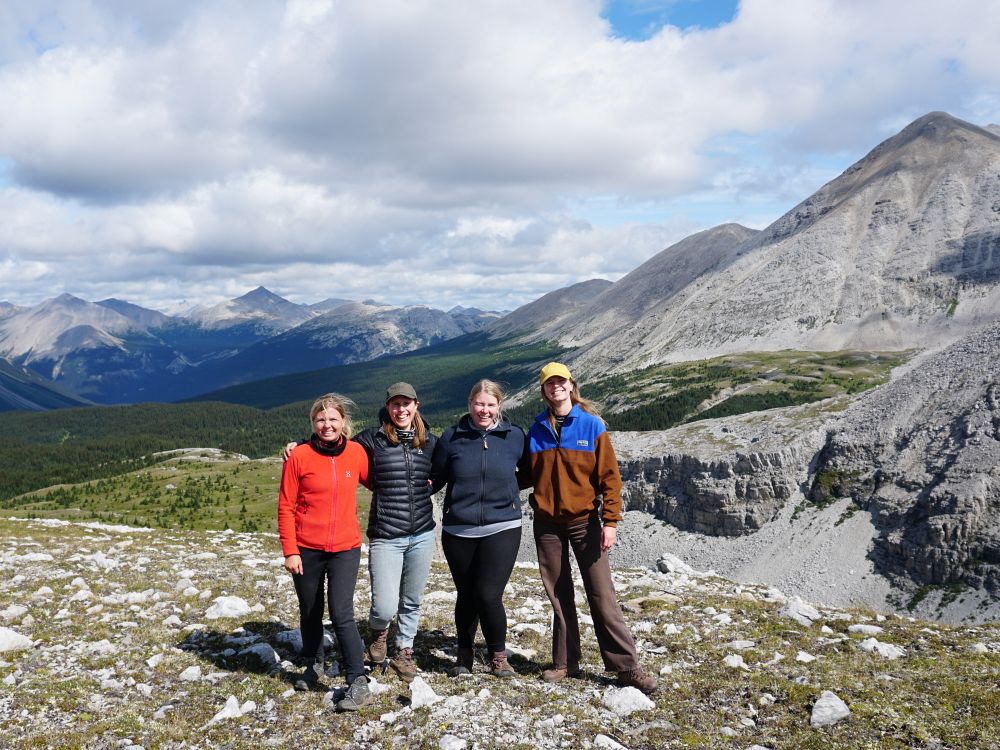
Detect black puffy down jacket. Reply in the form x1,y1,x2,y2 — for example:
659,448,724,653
355,420,437,540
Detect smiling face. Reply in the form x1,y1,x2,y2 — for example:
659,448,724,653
386,396,417,429
542,375,574,413
312,406,345,443
468,390,500,429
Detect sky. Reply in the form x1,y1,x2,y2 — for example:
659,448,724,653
1,0,999,314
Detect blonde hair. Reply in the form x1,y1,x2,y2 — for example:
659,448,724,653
309,393,356,439
467,379,505,422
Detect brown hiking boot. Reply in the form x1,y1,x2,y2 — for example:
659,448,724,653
541,664,581,682
617,667,658,694
367,627,388,663
490,650,515,678
389,647,417,683
448,647,474,677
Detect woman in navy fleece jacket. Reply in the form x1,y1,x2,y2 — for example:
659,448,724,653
431,379,528,678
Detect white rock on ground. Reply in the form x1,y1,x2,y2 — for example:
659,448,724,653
848,624,884,636
204,596,252,620
409,676,443,708
0,627,33,653
859,638,906,659
601,686,655,716
779,597,821,627
594,735,628,750
811,691,851,728
723,654,749,670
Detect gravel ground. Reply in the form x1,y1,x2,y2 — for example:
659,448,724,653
512,495,1000,625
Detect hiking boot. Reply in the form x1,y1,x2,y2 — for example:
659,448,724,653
448,647,474,677
541,664,581,683
367,627,388,663
293,661,322,692
489,650,515,678
617,667,658,694
390,647,418,683
336,675,373,711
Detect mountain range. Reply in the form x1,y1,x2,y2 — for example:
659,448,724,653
2,111,999,413
0,287,501,408
3,110,1000,611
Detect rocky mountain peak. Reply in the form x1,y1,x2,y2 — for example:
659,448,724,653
232,286,293,311
537,110,1000,376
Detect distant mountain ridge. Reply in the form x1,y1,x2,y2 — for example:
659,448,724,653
0,288,501,408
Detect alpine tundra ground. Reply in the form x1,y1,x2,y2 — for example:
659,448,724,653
2,516,999,750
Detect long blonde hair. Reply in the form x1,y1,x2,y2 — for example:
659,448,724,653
309,393,356,439
467,379,505,423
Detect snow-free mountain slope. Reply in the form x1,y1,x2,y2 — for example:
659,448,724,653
531,112,1000,374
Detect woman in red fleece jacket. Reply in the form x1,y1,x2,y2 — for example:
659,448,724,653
278,393,372,710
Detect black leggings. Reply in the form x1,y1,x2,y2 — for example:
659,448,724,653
441,526,521,653
292,545,365,684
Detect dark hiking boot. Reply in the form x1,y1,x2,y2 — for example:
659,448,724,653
489,650,515,678
617,667,658,694
367,627,388,663
293,661,323,692
336,675,373,711
390,647,418,683
448,647,474,677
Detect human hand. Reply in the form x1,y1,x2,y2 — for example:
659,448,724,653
282,442,297,461
600,525,617,552
284,554,303,575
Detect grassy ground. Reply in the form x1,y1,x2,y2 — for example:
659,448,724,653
2,453,371,535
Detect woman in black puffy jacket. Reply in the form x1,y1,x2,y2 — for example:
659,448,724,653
354,382,437,682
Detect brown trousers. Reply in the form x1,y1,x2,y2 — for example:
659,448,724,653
533,515,639,673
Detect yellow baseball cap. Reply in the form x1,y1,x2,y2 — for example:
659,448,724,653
539,362,573,384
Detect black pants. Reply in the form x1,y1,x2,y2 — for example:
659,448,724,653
292,545,365,684
441,526,521,653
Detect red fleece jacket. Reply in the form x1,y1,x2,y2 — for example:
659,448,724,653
277,440,369,556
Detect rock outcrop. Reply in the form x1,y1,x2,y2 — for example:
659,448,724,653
807,321,1000,592
613,403,833,536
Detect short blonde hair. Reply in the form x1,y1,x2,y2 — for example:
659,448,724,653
309,393,356,439
467,379,505,421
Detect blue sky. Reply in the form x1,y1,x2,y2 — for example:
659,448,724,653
603,0,740,38
0,0,998,313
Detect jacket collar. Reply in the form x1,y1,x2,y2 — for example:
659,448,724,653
458,414,511,435
534,403,580,425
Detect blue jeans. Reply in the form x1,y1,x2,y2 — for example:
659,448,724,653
367,529,436,649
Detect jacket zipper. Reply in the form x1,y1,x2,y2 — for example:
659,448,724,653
479,433,488,526
326,456,338,550
404,441,415,533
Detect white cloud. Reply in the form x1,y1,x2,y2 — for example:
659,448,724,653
0,0,998,312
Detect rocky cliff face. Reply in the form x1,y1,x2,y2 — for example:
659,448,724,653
613,403,833,536
806,321,1000,593
612,321,1000,597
